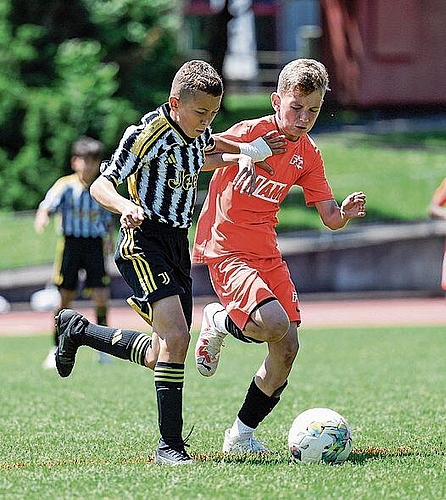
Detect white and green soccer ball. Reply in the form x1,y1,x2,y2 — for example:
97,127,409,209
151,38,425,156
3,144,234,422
288,407,353,464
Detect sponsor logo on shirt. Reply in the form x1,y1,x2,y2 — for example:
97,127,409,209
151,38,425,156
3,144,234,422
251,175,287,203
290,154,304,169
168,169,199,190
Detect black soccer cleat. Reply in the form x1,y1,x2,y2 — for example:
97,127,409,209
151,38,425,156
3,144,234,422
154,439,194,465
55,309,88,378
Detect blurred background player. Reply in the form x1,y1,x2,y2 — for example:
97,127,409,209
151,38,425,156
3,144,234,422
193,58,366,454
429,177,446,292
34,136,114,369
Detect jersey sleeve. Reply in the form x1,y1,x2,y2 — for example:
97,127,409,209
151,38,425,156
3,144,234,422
297,138,334,205
38,177,68,213
100,125,146,187
203,128,216,153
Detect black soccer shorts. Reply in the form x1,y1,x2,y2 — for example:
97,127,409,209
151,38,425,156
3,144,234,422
115,220,193,328
54,236,109,291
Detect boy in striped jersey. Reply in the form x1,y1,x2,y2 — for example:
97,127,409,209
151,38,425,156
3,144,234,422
34,137,113,370
53,60,284,465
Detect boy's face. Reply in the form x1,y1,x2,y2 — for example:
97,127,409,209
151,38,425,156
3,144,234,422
71,156,101,187
169,91,222,138
271,89,324,141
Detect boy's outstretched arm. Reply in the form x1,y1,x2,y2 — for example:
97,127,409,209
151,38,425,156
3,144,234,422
213,131,286,163
315,191,366,230
90,176,145,229
34,207,51,234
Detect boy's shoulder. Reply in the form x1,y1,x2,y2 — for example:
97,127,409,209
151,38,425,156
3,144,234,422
224,114,276,140
305,133,321,153
51,173,78,189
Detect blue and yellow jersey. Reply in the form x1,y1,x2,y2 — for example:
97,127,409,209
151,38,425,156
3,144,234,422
39,174,112,238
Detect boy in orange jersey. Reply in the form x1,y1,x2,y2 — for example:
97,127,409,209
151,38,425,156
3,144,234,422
429,177,446,291
193,59,366,453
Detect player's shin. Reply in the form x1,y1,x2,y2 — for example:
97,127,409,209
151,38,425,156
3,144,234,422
81,323,152,366
154,362,185,448
238,378,287,429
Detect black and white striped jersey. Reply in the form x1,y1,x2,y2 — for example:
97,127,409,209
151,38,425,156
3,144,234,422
101,103,215,229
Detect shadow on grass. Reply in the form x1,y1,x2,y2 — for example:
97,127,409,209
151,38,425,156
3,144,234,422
349,446,445,464
3,447,443,469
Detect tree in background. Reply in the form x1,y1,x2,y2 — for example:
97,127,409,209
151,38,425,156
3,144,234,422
0,0,181,210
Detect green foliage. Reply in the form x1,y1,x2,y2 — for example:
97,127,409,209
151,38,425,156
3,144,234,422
1,325,445,499
0,0,181,210
84,0,182,109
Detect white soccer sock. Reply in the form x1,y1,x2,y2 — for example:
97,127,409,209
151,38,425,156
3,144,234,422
230,417,255,438
213,309,229,334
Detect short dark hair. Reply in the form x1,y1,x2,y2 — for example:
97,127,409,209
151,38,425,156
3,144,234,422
72,136,104,159
170,60,223,99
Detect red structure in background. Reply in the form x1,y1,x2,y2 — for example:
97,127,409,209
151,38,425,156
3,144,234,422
321,0,446,107
185,0,446,108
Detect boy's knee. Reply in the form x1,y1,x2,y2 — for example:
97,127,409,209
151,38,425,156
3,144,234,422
166,329,191,354
264,315,290,343
271,331,299,367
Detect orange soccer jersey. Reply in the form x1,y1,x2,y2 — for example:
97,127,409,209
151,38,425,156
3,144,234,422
193,115,334,263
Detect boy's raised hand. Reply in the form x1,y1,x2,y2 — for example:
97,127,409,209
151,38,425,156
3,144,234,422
256,130,286,175
341,191,367,219
261,130,287,156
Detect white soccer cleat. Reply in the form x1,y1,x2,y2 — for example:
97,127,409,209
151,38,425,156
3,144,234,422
195,302,227,377
42,346,57,370
223,429,270,454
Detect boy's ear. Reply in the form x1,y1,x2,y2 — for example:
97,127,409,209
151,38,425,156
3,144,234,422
271,92,280,111
169,95,179,110
70,156,78,171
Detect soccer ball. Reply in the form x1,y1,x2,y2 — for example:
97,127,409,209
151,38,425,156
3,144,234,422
288,407,353,464
30,287,60,312
0,295,11,314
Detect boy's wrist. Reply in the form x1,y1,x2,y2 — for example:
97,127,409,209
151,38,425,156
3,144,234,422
239,137,272,162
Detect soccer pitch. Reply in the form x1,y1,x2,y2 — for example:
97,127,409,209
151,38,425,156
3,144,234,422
1,325,445,499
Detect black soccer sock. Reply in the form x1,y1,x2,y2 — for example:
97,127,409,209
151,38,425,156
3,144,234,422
225,316,263,344
154,362,184,449
238,378,285,429
96,306,107,326
81,322,151,366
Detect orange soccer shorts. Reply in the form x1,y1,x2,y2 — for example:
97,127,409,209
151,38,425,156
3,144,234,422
207,255,301,330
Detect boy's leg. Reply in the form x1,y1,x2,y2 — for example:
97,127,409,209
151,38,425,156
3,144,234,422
150,295,193,464
55,309,153,377
224,326,299,453
91,287,113,364
196,257,289,376
113,224,193,464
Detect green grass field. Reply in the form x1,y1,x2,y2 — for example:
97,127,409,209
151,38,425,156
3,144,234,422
1,325,445,499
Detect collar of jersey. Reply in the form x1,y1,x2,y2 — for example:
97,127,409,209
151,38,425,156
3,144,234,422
161,103,197,145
